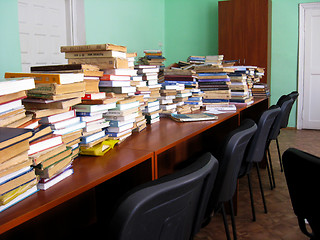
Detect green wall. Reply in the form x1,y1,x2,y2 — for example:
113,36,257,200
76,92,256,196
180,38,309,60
84,0,165,59
0,0,21,78
164,0,219,65
270,0,319,127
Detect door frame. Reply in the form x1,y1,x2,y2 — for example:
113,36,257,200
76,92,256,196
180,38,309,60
297,2,320,129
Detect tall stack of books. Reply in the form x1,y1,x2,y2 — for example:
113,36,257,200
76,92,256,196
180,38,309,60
137,50,166,67
194,65,233,106
5,72,86,157
134,65,161,124
0,77,35,128
127,52,137,69
0,127,37,212
159,83,178,117
104,96,142,142
184,88,204,111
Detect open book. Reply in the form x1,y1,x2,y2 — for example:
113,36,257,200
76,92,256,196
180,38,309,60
170,113,218,122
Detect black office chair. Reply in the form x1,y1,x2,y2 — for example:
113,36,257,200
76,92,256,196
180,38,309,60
283,148,320,240
205,119,257,240
238,105,281,221
107,152,219,240
267,96,294,188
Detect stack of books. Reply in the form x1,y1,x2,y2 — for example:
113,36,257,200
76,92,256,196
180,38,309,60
187,56,205,64
61,43,128,70
134,65,162,124
252,83,270,98
137,50,166,67
163,68,199,90
0,77,35,128
127,52,137,69
142,99,161,124
184,88,204,111
105,96,142,142
205,55,224,66
194,65,233,106
0,127,37,212
159,83,178,117
30,63,103,94
5,72,87,156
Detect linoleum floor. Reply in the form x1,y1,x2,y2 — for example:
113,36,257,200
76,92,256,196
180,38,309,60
195,129,320,240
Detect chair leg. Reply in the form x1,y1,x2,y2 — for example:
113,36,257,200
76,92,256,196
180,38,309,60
221,204,232,240
265,150,274,190
267,147,276,189
275,137,283,172
247,173,256,221
255,163,268,214
229,200,237,240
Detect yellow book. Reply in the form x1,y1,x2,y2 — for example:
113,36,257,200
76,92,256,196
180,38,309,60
5,72,84,85
80,139,118,156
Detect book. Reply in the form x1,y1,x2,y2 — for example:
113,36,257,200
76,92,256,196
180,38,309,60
37,167,73,191
0,139,30,164
52,121,86,135
73,103,116,113
36,147,72,170
107,122,134,132
29,125,53,142
30,63,100,72
27,108,71,119
68,57,128,69
115,101,140,111
28,82,86,95
29,143,67,165
104,68,137,76
0,184,38,212
79,139,118,156
170,113,218,122
0,77,35,96
27,91,85,101
80,98,118,105
99,86,136,94
36,154,73,179
65,50,127,59
23,97,82,110
0,127,33,150
5,72,84,85
28,134,63,155
46,117,81,130
82,92,106,100
0,167,35,195
0,99,23,115
81,131,106,144
17,118,40,129
39,110,76,124
0,152,30,178
60,43,127,53
100,74,131,81
84,120,110,133
99,80,131,87
0,91,27,105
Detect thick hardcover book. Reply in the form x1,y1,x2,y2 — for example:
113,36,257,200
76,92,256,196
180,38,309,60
28,134,63,155
31,63,99,72
60,43,127,53
28,82,86,95
5,72,84,85
0,127,33,150
23,97,82,110
65,50,127,59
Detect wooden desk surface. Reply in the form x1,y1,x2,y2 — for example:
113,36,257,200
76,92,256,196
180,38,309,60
0,147,153,234
0,97,268,235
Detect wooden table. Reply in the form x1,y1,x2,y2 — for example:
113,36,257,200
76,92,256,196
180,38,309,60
0,97,268,239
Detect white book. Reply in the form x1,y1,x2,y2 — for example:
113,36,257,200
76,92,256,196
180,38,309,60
0,77,35,96
0,99,23,114
39,110,76,124
99,80,131,87
104,112,139,121
73,102,117,113
104,68,138,76
107,122,134,132
53,121,86,135
160,104,177,111
80,113,103,122
37,168,73,191
84,121,109,133
49,117,81,130
159,99,174,105
116,101,140,111
81,130,106,143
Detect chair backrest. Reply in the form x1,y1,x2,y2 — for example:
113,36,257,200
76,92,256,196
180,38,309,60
283,148,320,239
207,119,257,213
108,152,219,240
288,91,299,103
240,105,281,175
268,96,294,140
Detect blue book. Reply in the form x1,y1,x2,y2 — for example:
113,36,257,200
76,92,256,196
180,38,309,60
198,73,227,76
203,99,229,103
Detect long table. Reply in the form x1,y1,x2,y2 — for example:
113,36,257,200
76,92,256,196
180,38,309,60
0,97,268,238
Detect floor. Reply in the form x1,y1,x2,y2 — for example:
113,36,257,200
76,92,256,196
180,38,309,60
195,129,320,240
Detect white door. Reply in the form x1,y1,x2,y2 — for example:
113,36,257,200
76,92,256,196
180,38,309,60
17,0,85,72
298,3,320,130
